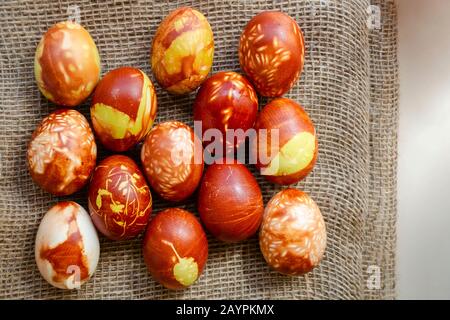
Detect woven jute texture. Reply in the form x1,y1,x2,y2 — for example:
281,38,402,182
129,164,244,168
0,0,398,299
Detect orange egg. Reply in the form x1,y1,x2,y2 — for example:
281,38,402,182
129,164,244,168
140,121,204,202
34,21,101,107
90,67,158,152
151,7,214,94
239,11,305,97
254,98,318,185
88,155,152,240
260,188,327,275
27,109,97,196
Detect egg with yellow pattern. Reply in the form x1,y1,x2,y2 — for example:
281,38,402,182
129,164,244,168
88,155,152,240
151,7,214,94
34,21,101,107
143,208,208,290
90,67,157,152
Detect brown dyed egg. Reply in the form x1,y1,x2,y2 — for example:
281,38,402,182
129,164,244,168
90,67,158,152
151,7,214,94
260,188,326,275
141,121,204,202
193,71,258,152
198,159,264,242
35,201,100,289
143,208,208,290
254,98,317,185
34,21,101,107
239,11,305,97
88,155,152,240
27,109,97,196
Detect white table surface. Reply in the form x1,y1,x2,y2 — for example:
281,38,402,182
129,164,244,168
397,0,450,299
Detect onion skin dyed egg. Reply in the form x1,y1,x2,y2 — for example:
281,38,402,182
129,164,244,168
143,208,208,290
254,98,318,185
90,67,158,152
239,11,305,97
259,189,326,275
141,121,204,202
34,21,101,107
193,71,258,150
35,201,100,289
27,109,97,196
88,155,152,240
198,160,264,242
151,7,214,94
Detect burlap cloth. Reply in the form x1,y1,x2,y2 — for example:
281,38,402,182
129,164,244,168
0,0,398,299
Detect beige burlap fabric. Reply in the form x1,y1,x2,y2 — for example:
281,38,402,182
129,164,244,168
0,0,398,299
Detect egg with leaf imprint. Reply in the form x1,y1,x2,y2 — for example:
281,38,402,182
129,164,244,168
142,208,208,290
88,155,152,240
151,7,214,94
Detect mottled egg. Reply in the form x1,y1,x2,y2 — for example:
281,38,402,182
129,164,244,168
239,11,305,97
35,201,100,289
88,155,152,240
27,109,97,196
143,208,208,290
260,188,326,275
254,98,318,185
151,7,214,94
198,159,264,242
141,121,204,202
34,21,101,107
193,71,258,152
90,67,158,152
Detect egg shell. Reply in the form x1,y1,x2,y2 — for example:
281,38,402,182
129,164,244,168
260,188,326,275
151,7,214,94
254,98,318,185
90,67,158,152
35,201,100,289
239,11,305,97
27,109,97,196
193,71,258,151
198,159,264,242
34,21,101,107
141,121,204,202
142,208,208,290
88,155,152,240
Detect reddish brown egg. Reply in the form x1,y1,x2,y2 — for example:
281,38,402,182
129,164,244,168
35,201,100,289
27,109,97,196
34,21,101,107
151,7,214,94
239,11,305,97
143,208,208,290
254,98,318,185
90,67,158,152
198,160,263,242
88,155,152,240
141,121,204,202
193,71,258,151
260,188,326,275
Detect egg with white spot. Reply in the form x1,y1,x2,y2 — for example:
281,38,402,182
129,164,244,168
35,201,100,289
259,188,326,275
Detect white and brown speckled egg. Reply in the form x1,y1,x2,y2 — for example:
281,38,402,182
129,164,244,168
35,201,100,289
259,188,326,275
27,109,97,196
140,121,204,202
